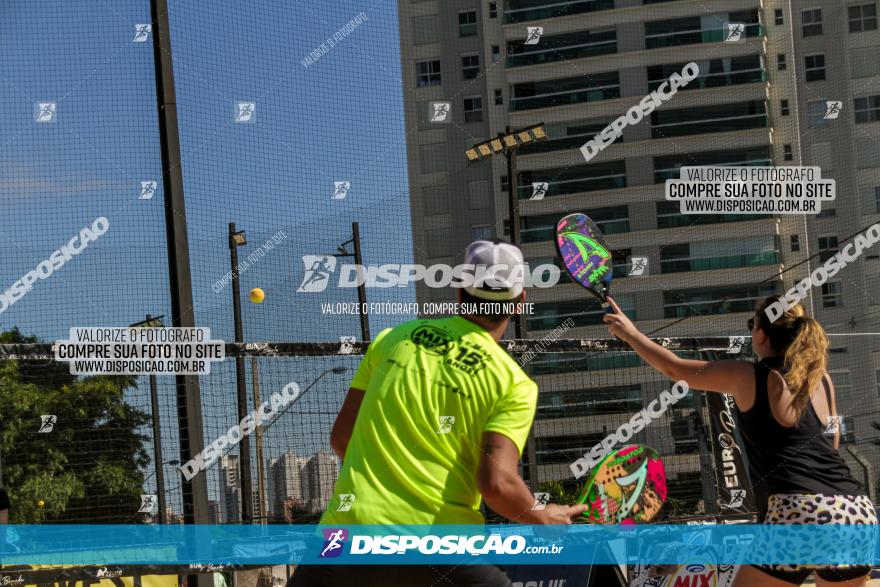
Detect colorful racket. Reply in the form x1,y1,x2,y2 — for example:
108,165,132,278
576,445,667,525
554,213,614,310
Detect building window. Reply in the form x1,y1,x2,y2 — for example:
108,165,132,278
419,142,448,173
777,54,787,70
818,235,839,261
537,385,642,420
875,186,880,212
426,228,454,258
462,54,480,79
781,99,790,115
822,282,843,307
521,161,627,198
783,144,793,161
807,100,831,128
653,147,772,183
817,207,837,218
791,235,800,251
849,3,878,32
507,27,617,67
649,55,765,92
494,88,503,105
664,284,779,318
644,12,760,48
463,96,483,122
412,15,439,45
855,95,880,123
416,60,441,87
492,44,501,63
521,206,629,244
489,2,498,18
802,8,823,36
471,224,494,241
650,101,767,138
531,295,636,330
458,10,477,36
660,237,779,274
422,185,449,216
511,71,620,111
775,8,785,25
468,180,490,209
805,54,826,81
500,175,509,192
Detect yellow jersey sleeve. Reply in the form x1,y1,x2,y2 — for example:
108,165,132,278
483,378,538,455
350,327,393,390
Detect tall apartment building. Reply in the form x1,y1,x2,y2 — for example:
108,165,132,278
304,450,340,513
397,0,880,506
218,454,240,523
268,452,310,518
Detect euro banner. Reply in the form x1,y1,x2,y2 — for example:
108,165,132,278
705,391,758,516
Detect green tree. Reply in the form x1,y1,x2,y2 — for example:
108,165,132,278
0,328,151,523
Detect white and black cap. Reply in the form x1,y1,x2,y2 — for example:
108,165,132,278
463,239,525,301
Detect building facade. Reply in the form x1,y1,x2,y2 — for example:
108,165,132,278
397,0,880,508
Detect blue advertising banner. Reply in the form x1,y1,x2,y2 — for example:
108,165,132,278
0,524,877,566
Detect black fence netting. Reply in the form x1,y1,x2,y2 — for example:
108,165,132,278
3,334,879,525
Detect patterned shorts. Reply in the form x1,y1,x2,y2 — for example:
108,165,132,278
756,493,877,584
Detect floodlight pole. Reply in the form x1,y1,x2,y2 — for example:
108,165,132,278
504,126,524,340
326,223,371,343
352,222,371,343
228,222,254,524
147,315,167,524
149,0,210,538
251,356,268,524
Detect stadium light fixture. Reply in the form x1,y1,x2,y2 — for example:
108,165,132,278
464,123,547,162
130,315,165,329
230,230,247,247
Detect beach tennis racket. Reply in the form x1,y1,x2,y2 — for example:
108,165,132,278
576,444,667,525
554,212,614,311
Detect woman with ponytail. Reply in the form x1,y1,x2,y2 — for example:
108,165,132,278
602,295,875,586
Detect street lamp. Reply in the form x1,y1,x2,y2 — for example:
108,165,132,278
227,222,254,523
465,124,547,339
141,459,179,524
130,314,168,523
259,367,348,434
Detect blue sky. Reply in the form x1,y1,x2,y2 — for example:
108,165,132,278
0,0,413,506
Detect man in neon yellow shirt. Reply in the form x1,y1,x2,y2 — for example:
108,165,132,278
290,240,586,587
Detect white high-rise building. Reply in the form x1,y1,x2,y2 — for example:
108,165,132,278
305,450,339,513
268,452,310,518
218,454,240,523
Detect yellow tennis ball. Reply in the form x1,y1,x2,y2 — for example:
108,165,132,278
249,288,265,304
37,500,45,508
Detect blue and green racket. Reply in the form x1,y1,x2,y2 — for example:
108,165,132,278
554,213,614,311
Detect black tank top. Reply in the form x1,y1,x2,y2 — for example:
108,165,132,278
738,357,862,505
